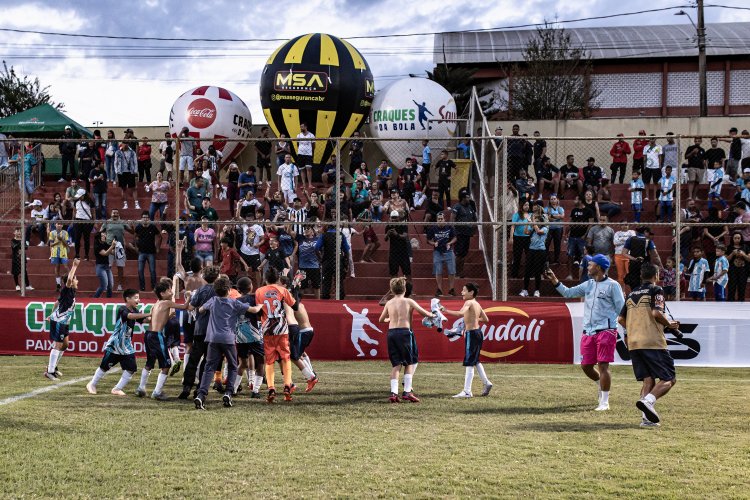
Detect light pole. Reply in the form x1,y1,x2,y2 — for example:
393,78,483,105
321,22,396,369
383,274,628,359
676,2,707,117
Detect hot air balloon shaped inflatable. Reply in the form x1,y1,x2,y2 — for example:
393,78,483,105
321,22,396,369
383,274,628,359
259,33,374,168
169,86,252,166
369,77,457,170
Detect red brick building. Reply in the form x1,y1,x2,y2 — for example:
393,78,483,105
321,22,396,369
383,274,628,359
435,22,750,117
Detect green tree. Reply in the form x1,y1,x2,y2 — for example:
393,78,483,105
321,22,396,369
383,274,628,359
427,65,475,116
500,24,599,119
0,61,63,118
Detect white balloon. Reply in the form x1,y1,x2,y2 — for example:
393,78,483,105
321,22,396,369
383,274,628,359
169,86,252,167
369,78,457,168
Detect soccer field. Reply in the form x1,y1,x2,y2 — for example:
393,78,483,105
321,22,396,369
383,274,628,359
0,357,748,498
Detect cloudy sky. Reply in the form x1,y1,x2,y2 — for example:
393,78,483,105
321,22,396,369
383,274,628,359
3,0,749,128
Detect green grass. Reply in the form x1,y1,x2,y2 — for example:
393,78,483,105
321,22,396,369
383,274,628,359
1,357,749,498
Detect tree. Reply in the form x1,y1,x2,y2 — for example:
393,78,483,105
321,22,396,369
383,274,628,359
498,24,600,119
427,65,475,117
0,61,63,118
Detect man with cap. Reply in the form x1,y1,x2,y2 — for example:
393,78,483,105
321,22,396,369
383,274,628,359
545,254,625,411
26,199,48,246
58,125,78,182
609,133,631,184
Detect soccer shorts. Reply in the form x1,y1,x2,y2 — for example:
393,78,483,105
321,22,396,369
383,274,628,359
144,330,171,370
50,257,69,266
387,328,418,367
241,253,261,272
290,326,315,361
182,318,195,344
463,328,484,366
299,267,321,289
580,329,617,365
689,290,705,300
264,334,291,365
99,350,137,373
630,349,675,382
714,283,726,301
297,154,313,169
49,320,69,342
237,341,264,359
165,318,181,348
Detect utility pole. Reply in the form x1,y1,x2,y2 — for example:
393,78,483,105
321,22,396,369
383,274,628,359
697,0,707,117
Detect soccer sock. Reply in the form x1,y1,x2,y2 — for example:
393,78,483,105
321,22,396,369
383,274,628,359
55,349,65,371
644,393,656,404
463,366,475,393
114,371,133,391
138,368,151,390
233,374,243,394
303,355,314,374
91,368,107,387
47,349,60,373
214,370,222,383
253,374,263,393
475,363,491,385
222,363,228,380
403,374,413,393
600,391,610,405
265,364,275,390
154,372,168,394
282,359,293,387
390,378,399,394
301,366,314,381
169,347,180,363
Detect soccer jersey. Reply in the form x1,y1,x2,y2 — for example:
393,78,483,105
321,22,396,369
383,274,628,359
709,168,724,196
643,144,662,169
255,284,295,336
104,305,140,355
619,283,667,350
742,188,750,205
286,206,308,235
714,255,729,288
630,179,644,205
277,163,299,191
658,176,676,202
48,229,70,259
687,258,710,292
236,295,261,344
49,287,76,325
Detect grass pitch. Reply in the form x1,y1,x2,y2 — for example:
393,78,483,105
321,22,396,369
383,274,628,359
0,356,749,498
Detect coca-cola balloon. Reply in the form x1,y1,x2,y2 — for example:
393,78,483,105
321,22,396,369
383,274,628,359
259,33,374,166
169,86,252,166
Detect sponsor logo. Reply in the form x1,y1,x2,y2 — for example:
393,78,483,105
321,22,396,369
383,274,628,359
25,302,152,336
274,71,328,93
479,306,546,359
187,98,217,129
616,324,701,360
233,114,252,132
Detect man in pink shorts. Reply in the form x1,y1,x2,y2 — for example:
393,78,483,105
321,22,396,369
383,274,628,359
546,254,625,411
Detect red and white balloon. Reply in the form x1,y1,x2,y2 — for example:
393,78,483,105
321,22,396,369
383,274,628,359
169,86,252,166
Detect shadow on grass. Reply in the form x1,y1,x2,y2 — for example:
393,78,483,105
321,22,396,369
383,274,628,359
460,403,592,416
0,416,60,432
511,421,636,432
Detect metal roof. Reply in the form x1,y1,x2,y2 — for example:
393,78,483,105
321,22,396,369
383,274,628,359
434,22,750,64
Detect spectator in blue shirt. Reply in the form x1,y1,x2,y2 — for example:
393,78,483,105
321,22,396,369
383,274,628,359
238,166,256,198
426,212,457,296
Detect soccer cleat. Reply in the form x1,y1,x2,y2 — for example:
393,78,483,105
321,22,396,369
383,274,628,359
481,383,493,397
636,398,660,423
135,388,146,398
267,388,277,403
595,402,610,411
533,290,541,298
305,376,319,393
110,388,126,397
251,392,261,399
519,290,529,297
453,390,473,398
213,381,225,394
401,391,420,403
123,202,128,210
640,419,661,428
134,201,141,210
85,382,97,395
389,392,401,403
169,360,182,377
44,371,58,381
151,392,168,401
283,385,293,402
194,397,205,410
222,394,233,407
54,369,63,378
177,387,191,400
289,383,297,394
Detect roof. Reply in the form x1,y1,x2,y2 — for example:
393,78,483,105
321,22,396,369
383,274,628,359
0,104,93,138
434,22,750,64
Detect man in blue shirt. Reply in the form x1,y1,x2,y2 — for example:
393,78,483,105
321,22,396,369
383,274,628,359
426,212,457,297
546,255,625,411
315,224,350,300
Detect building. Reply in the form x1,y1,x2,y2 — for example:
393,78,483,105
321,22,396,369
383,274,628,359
434,22,750,117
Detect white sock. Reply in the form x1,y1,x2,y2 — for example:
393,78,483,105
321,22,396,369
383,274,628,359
475,363,491,385
403,374,413,393
464,366,475,393
154,372,168,394
253,374,263,393
233,373,243,393
47,349,60,373
183,352,190,370
412,362,418,375
91,368,107,386
55,276,61,285
138,368,151,390
390,378,398,394
170,347,180,363
114,371,133,391
222,363,228,380
644,393,656,404
301,366,314,381
55,349,64,370
600,390,610,405
302,356,314,374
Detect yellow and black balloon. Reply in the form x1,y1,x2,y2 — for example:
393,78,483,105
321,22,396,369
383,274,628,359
260,33,374,166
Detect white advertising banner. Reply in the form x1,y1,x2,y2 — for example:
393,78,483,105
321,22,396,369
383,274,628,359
566,302,750,368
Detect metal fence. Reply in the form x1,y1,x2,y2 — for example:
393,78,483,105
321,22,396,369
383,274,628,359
2,125,748,303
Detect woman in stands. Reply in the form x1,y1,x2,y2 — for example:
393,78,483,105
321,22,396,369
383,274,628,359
510,199,532,280
581,189,601,221
545,194,564,265
147,171,171,221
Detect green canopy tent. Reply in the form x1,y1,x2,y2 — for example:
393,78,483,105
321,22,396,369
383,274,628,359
0,104,93,176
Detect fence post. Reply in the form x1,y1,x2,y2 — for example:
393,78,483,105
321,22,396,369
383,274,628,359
675,135,682,302
335,139,342,300
174,136,181,281
500,136,508,302
20,146,26,297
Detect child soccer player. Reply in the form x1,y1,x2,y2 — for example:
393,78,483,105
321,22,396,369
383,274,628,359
287,275,319,392
86,289,150,395
136,277,189,400
12,228,33,291
378,277,434,403
44,258,80,381
194,276,261,409
629,171,644,223
658,165,676,222
707,161,728,211
234,277,264,398
706,244,729,301
441,282,493,398
661,256,677,301
48,221,70,291
685,247,710,301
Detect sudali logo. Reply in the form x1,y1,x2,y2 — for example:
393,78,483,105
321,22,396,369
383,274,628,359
616,323,701,360
478,306,546,359
274,71,328,93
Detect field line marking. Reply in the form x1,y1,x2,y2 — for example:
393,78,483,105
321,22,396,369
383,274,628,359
0,376,90,407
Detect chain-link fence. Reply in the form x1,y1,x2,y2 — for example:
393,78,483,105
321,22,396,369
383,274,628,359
1,130,748,303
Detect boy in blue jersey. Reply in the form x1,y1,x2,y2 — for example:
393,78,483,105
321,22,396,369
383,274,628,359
44,258,80,381
628,170,644,222
657,166,676,222
706,244,729,301
707,161,728,211
86,289,150,395
233,277,264,397
685,247,710,301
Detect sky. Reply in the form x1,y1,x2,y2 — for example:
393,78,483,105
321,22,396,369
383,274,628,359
2,0,749,128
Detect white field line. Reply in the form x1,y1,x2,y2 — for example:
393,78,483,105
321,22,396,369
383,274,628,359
0,368,120,407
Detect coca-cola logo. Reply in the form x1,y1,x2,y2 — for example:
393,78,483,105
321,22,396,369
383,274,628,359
186,98,217,129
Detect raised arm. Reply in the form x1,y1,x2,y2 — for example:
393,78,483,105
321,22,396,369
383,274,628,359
408,298,434,318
